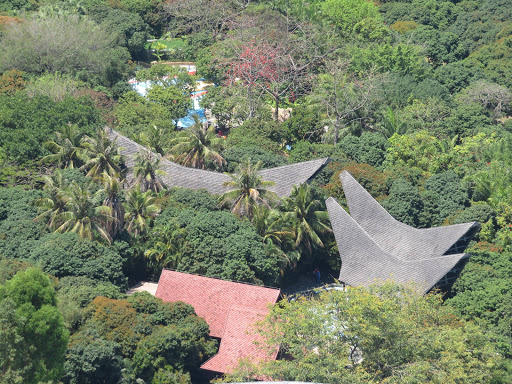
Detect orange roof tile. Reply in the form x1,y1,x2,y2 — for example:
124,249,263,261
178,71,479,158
155,270,280,374
200,306,278,373
155,270,280,338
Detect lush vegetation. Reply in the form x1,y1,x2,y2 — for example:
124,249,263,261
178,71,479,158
1,0,512,382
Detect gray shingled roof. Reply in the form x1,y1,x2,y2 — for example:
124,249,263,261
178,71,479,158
340,171,480,261
108,129,329,197
326,197,470,294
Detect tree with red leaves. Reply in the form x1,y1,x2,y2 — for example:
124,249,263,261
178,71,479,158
218,10,332,120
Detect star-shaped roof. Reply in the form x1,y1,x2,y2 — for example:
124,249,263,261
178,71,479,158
326,197,469,294
339,171,480,261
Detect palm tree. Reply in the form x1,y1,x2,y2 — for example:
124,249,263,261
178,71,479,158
144,220,187,271
251,205,293,245
97,172,125,238
169,115,226,170
219,158,276,219
133,149,166,193
136,125,168,156
80,128,124,178
279,183,332,255
54,181,114,243
41,124,87,169
33,171,68,229
124,186,160,237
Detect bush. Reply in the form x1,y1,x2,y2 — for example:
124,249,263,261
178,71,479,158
0,187,48,259
169,188,219,212
0,14,130,87
29,233,127,287
383,178,423,227
226,119,285,154
423,170,468,225
339,132,388,167
324,162,390,201
452,203,496,225
223,145,287,172
0,93,103,163
178,210,280,285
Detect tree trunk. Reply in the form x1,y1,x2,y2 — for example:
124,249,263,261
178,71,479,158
248,85,255,119
333,116,340,145
273,95,279,121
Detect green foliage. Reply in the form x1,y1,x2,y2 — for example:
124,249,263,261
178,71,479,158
0,14,130,87
25,72,85,102
29,233,127,286
384,131,455,175
132,322,211,381
321,0,380,36
409,25,460,65
0,187,48,259
400,97,451,134
442,102,494,137
282,103,324,144
145,220,187,273
1,268,69,384
146,84,191,122
350,43,429,79
151,368,191,384
87,4,149,60
0,0,31,12
56,276,124,331
220,158,277,217
168,188,219,212
223,145,286,173
324,162,390,201
78,293,215,382
451,203,496,225
114,91,176,135
383,178,423,227
278,184,332,262
176,209,280,285
0,297,31,383
124,186,161,237
63,329,123,384
338,133,388,167
0,256,31,285
0,93,102,163
448,247,512,355
0,186,43,220
226,119,285,154
288,141,345,164
170,115,226,170
423,170,468,225
410,0,459,30
470,35,512,89
434,59,484,94
227,282,510,383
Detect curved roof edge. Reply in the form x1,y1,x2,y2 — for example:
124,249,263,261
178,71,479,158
339,170,480,260
108,128,329,197
326,197,468,294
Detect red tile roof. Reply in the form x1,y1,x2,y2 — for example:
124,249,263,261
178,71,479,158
155,270,280,338
200,306,279,373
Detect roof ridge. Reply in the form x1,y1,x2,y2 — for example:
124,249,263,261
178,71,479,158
161,269,281,291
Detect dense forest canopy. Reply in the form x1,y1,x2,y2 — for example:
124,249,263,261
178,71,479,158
1,0,512,382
